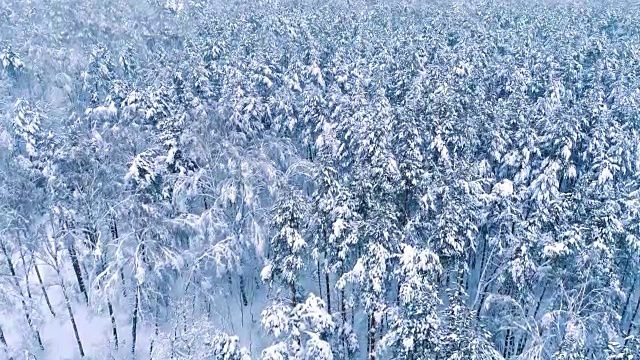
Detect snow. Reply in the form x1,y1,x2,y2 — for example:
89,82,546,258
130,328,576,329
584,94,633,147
543,242,570,258
402,337,414,351
492,179,514,197
332,218,345,239
598,166,613,185
261,263,273,281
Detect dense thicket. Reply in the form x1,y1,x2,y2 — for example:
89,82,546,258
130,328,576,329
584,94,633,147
2,0,640,359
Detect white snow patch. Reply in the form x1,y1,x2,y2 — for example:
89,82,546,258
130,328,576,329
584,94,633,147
492,179,514,197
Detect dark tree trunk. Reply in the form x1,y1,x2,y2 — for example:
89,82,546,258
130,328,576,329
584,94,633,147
516,284,547,354
0,325,6,347
67,243,88,304
35,264,56,317
16,238,33,302
120,268,127,297
341,289,347,322
369,313,376,360
108,300,119,349
99,253,119,350
0,325,11,360
502,285,514,358
621,278,637,324
624,292,640,347
150,305,159,358
325,272,331,314
239,275,248,306
62,220,88,304
476,282,489,319
61,274,85,357
132,287,140,356
291,282,297,306
317,259,323,300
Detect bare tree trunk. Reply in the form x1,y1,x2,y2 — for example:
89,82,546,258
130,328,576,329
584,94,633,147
367,314,371,357
502,284,514,358
325,272,331,314
110,219,127,298
170,327,177,359
317,259,323,300
350,298,355,327
150,302,160,358
516,284,547,355
67,243,88,304
60,273,85,358
341,289,347,322
149,318,156,357
476,282,490,319
34,264,56,317
0,325,6,347
131,286,140,356
108,300,119,349
291,282,297,306
100,255,119,350
0,238,44,350
120,268,127,297
16,237,34,302
369,313,376,360
621,277,637,324
239,275,248,306
476,233,488,294
62,220,88,304
624,291,640,347
0,325,12,360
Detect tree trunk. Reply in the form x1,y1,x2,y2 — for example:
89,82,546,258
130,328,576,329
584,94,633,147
624,291,640,347
108,300,119,349
502,285,514,358
341,289,347,322
60,274,85,357
239,275,248,306
16,237,34,302
34,264,56,317
132,287,140,356
150,306,159,358
367,314,371,357
476,282,489,319
0,238,44,350
369,313,376,360
111,220,127,298
120,268,127,297
325,272,331,314
476,233,488,295
516,284,547,354
291,282,297,306
621,277,637,324
62,220,88,304
0,325,6,347
0,325,12,360
67,243,88,304
464,251,472,292
317,259,323,300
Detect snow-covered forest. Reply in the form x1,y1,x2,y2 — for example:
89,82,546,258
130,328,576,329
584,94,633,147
1,0,640,358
